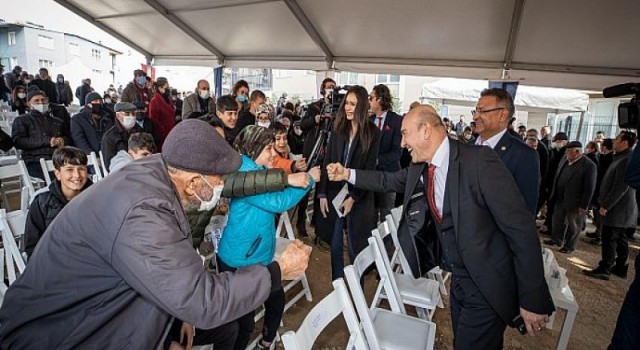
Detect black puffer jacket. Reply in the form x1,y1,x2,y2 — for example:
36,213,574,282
24,179,93,258
11,106,72,162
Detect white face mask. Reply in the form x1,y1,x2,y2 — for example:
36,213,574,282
193,175,224,211
17,92,26,99
257,121,271,128
24,79,31,84
199,90,210,100
105,98,112,104
121,116,136,129
32,103,49,114
294,128,303,136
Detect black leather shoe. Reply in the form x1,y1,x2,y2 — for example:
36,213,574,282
586,232,599,239
611,265,628,278
543,239,561,247
588,237,602,246
583,267,610,280
559,247,574,254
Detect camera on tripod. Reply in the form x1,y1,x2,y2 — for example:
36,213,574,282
603,83,640,129
308,85,351,167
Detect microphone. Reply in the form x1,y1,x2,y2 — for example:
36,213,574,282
603,83,640,98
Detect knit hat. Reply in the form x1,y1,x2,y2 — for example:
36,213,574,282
114,102,137,112
27,89,46,102
162,119,241,174
85,92,102,104
233,125,275,161
566,141,582,149
552,132,568,141
255,103,272,119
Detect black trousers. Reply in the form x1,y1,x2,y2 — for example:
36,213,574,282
217,257,285,349
599,225,629,272
166,318,238,350
450,275,506,350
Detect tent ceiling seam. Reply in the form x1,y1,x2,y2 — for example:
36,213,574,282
282,0,334,69
503,0,526,70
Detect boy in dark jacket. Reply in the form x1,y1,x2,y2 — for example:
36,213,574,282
24,146,92,258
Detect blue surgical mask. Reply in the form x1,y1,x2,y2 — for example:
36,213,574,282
236,95,247,103
137,76,147,86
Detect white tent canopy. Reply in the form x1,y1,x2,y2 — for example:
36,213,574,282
54,0,640,91
421,78,590,113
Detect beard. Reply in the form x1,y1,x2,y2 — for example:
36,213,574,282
184,184,214,211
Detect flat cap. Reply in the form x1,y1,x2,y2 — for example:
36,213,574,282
85,92,102,103
114,102,137,112
134,69,146,76
552,132,568,141
27,90,46,102
162,119,241,175
566,140,582,149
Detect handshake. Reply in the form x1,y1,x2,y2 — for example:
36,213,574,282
326,163,350,182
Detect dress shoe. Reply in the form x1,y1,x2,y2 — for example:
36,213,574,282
543,239,561,247
315,237,330,252
296,223,309,238
586,232,599,239
559,247,574,254
588,237,602,246
583,267,610,280
611,264,628,278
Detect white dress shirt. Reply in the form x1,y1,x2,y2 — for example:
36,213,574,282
429,137,450,215
475,129,507,149
374,111,387,131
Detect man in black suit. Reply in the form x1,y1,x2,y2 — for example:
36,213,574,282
328,106,554,349
527,128,550,214
473,88,540,216
584,131,637,280
544,141,597,253
369,84,403,221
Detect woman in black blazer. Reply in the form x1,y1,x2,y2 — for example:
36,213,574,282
316,85,380,280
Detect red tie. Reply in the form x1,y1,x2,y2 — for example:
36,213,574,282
427,164,443,224
377,117,383,130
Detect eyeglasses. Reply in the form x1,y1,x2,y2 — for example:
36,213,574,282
471,107,504,116
368,95,378,101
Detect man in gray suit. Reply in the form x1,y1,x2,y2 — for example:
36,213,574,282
584,131,637,280
182,80,216,120
544,141,597,253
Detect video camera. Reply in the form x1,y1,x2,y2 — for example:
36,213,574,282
308,85,352,167
603,83,640,129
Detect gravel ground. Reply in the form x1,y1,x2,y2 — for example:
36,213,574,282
264,220,637,350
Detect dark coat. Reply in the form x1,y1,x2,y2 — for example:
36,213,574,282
0,155,274,349
594,152,614,206
11,107,71,162
32,78,58,102
233,110,255,135
120,82,150,111
100,121,131,170
625,146,640,190
492,131,540,215
24,179,93,258
0,129,13,151
55,82,73,106
370,111,402,172
550,155,597,210
71,108,114,154
599,149,637,228
315,124,381,255
536,139,549,179
300,99,324,159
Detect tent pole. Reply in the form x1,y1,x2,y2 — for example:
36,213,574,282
576,111,585,141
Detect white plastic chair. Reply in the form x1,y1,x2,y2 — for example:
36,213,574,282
39,158,55,186
281,279,368,350
385,211,450,297
88,152,103,182
99,150,109,176
0,160,36,211
0,209,27,285
344,238,436,350
371,225,442,320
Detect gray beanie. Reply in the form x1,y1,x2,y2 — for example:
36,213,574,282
233,125,275,161
162,119,241,174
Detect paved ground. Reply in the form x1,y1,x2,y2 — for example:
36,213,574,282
263,218,637,350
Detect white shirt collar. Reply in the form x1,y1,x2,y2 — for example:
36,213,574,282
431,136,450,169
475,129,507,149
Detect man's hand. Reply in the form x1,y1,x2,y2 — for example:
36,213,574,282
49,137,58,148
340,197,354,216
599,207,608,217
179,322,194,350
294,158,308,172
55,137,65,147
276,239,312,280
308,166,320,182
319,197,329,218
287,172,310,188
520,307,549,337
327,163,349,181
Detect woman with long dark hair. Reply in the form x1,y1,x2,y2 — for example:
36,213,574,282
148,77,175,150
316,85,380,280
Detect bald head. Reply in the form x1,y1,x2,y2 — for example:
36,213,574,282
407,105,444,129
409,101,421,110
401,105,447,163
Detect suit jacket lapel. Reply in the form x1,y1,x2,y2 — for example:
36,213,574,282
403,162,426,217
345,134,360,166
493,132,511,159
447,139,461,241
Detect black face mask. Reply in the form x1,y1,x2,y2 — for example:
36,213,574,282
91,104,102,115
162,90,171,100
135,112,144,121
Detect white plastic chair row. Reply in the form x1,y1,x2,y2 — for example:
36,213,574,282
0,209,28,287
99,151,109,176
0,160,35,211
39,152,103,186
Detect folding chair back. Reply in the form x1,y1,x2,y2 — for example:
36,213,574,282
0,160,35,211
99,151,109,176
0,209,27,284
39,158,55,186
384,214,413,275
88,152,103,181
281,279,368,350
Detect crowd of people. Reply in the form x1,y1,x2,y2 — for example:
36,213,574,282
0,63,638,350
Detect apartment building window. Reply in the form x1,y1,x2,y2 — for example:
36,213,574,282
338,71,358,85
10,57,18,68
8,32,16,46
92,49,101,61
69,43,80,56
376,74,400,84
38,59,54,68
38,35,54,50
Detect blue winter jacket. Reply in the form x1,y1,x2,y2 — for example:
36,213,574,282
218,155,313,268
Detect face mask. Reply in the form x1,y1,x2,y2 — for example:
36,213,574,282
32,103,49,114
104,98,112,104
551,142,560,150
193,175,224,212
17,92,26,99
294,128,303,136
137,76,147,86
24,79,31,84
91,104,103,114
171,96,177,101
257,121,271,128
136,113,144,121
121,116,136,129
57,78,64,84
199,90,210,100
236,94,247,103
162,90,171,99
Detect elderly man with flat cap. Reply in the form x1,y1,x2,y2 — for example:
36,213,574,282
0,119,313,349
